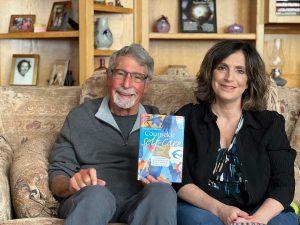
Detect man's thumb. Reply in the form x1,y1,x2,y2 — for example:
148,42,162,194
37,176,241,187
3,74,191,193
97,179,106,186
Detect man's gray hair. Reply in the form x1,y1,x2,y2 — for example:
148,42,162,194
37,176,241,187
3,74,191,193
108,43,154,79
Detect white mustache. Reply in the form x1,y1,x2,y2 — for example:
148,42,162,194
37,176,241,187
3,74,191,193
116,87,136,95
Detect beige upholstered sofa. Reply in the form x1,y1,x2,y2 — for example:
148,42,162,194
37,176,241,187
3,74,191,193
0,73,299,225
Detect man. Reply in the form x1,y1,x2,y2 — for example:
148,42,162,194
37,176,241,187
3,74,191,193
48,44,177,225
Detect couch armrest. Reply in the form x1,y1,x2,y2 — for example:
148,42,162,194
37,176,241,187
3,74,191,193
0,136,13,222
10,134,59,218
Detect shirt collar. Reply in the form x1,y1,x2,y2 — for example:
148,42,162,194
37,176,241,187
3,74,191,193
95,96,147,132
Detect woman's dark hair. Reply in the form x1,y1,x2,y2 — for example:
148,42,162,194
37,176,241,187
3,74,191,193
195,40,270,111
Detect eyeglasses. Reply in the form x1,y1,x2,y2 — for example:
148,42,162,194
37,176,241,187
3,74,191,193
109,69,148,83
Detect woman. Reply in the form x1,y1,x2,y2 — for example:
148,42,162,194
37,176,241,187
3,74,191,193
174,40,297,225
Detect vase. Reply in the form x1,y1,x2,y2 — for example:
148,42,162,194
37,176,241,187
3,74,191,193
227,23,244,33
94,17,113,50
155,15,170,33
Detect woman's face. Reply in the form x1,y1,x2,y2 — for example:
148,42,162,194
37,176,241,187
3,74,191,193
212,51,248,105
19,62,30,76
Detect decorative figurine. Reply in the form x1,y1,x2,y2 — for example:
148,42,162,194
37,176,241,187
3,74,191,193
155,15,170,33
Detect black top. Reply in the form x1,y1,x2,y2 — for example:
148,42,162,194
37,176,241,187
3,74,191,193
173,101,296,212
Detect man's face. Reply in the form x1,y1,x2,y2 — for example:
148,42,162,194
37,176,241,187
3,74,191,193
19,62,30,76
107,55,148,116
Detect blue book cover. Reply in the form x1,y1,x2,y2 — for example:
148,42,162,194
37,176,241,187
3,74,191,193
138,114,185,183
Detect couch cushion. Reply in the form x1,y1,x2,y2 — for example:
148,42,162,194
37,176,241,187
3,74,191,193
266,78,280,112
80,73,197,114
278,87,300,140
0,217,126,225
0,87,81,151
0,217,63,225
291,118,300,165
10,134,59,218
0,136,13,222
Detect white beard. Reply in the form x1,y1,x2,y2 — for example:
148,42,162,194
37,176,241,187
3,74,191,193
113,87,136,109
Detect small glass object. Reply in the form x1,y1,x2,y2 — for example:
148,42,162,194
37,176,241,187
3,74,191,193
94,58,107,75
269,38,287,86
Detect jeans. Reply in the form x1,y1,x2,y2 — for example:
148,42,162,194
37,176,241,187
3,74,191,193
177,200,298,225
59,183,177,225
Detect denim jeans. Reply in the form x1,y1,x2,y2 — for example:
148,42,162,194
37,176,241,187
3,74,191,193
177,200,298,225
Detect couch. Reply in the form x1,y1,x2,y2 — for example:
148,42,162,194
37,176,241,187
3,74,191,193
0,73,299,225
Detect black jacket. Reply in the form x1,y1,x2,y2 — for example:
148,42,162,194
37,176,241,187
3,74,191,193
174,102,296,212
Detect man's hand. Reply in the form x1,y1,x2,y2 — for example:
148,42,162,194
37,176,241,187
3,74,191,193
141,175,171,186
69,168,106,192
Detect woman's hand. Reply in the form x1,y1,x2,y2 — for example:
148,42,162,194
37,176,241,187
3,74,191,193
217,204,250,225
141,175,171,185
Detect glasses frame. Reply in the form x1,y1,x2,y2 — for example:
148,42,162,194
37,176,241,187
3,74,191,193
109,68,148,83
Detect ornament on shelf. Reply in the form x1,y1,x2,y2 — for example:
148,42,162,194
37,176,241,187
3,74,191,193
115,0,123,7
227,23,244,33
106,0,114,6
64,70,75,86
94,17,113,50
269,38,287,86
155,15,170,33
94,58,107,75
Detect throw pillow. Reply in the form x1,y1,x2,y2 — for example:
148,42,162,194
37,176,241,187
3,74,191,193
0,136,13,222
10,133,59,218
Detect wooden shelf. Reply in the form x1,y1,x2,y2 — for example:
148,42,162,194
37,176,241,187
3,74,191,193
0,31,79,39
281,74,300,88
94,4,133,13
265,24,300,34
149,33,256,40
94,49,115,56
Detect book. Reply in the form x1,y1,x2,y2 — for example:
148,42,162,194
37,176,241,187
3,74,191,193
138,114,185,183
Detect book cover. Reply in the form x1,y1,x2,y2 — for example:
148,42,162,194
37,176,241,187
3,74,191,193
138,114,185,183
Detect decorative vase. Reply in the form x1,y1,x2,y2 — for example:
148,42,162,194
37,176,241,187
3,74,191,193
269,38,287,86
155,15,170,33
227,23,244,33
94,17,113,50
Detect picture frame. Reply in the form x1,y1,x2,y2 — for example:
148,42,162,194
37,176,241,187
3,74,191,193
180,0,217,33
47,1,72,31
9,15,36,33
49,59,70,86
10,54,39,86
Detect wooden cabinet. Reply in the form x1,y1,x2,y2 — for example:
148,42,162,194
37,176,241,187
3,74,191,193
140,0,263,75
79,0,136,85
0,0,137,86
263,0,300,87
139,0,300,87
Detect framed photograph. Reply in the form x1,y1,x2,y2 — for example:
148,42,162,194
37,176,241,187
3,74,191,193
47,1,72,31
9,15,36,33
180,0,217,33
10,54,39,86
49,59,70,86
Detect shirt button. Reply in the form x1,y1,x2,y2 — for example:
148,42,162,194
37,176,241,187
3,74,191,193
244,179,248,183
